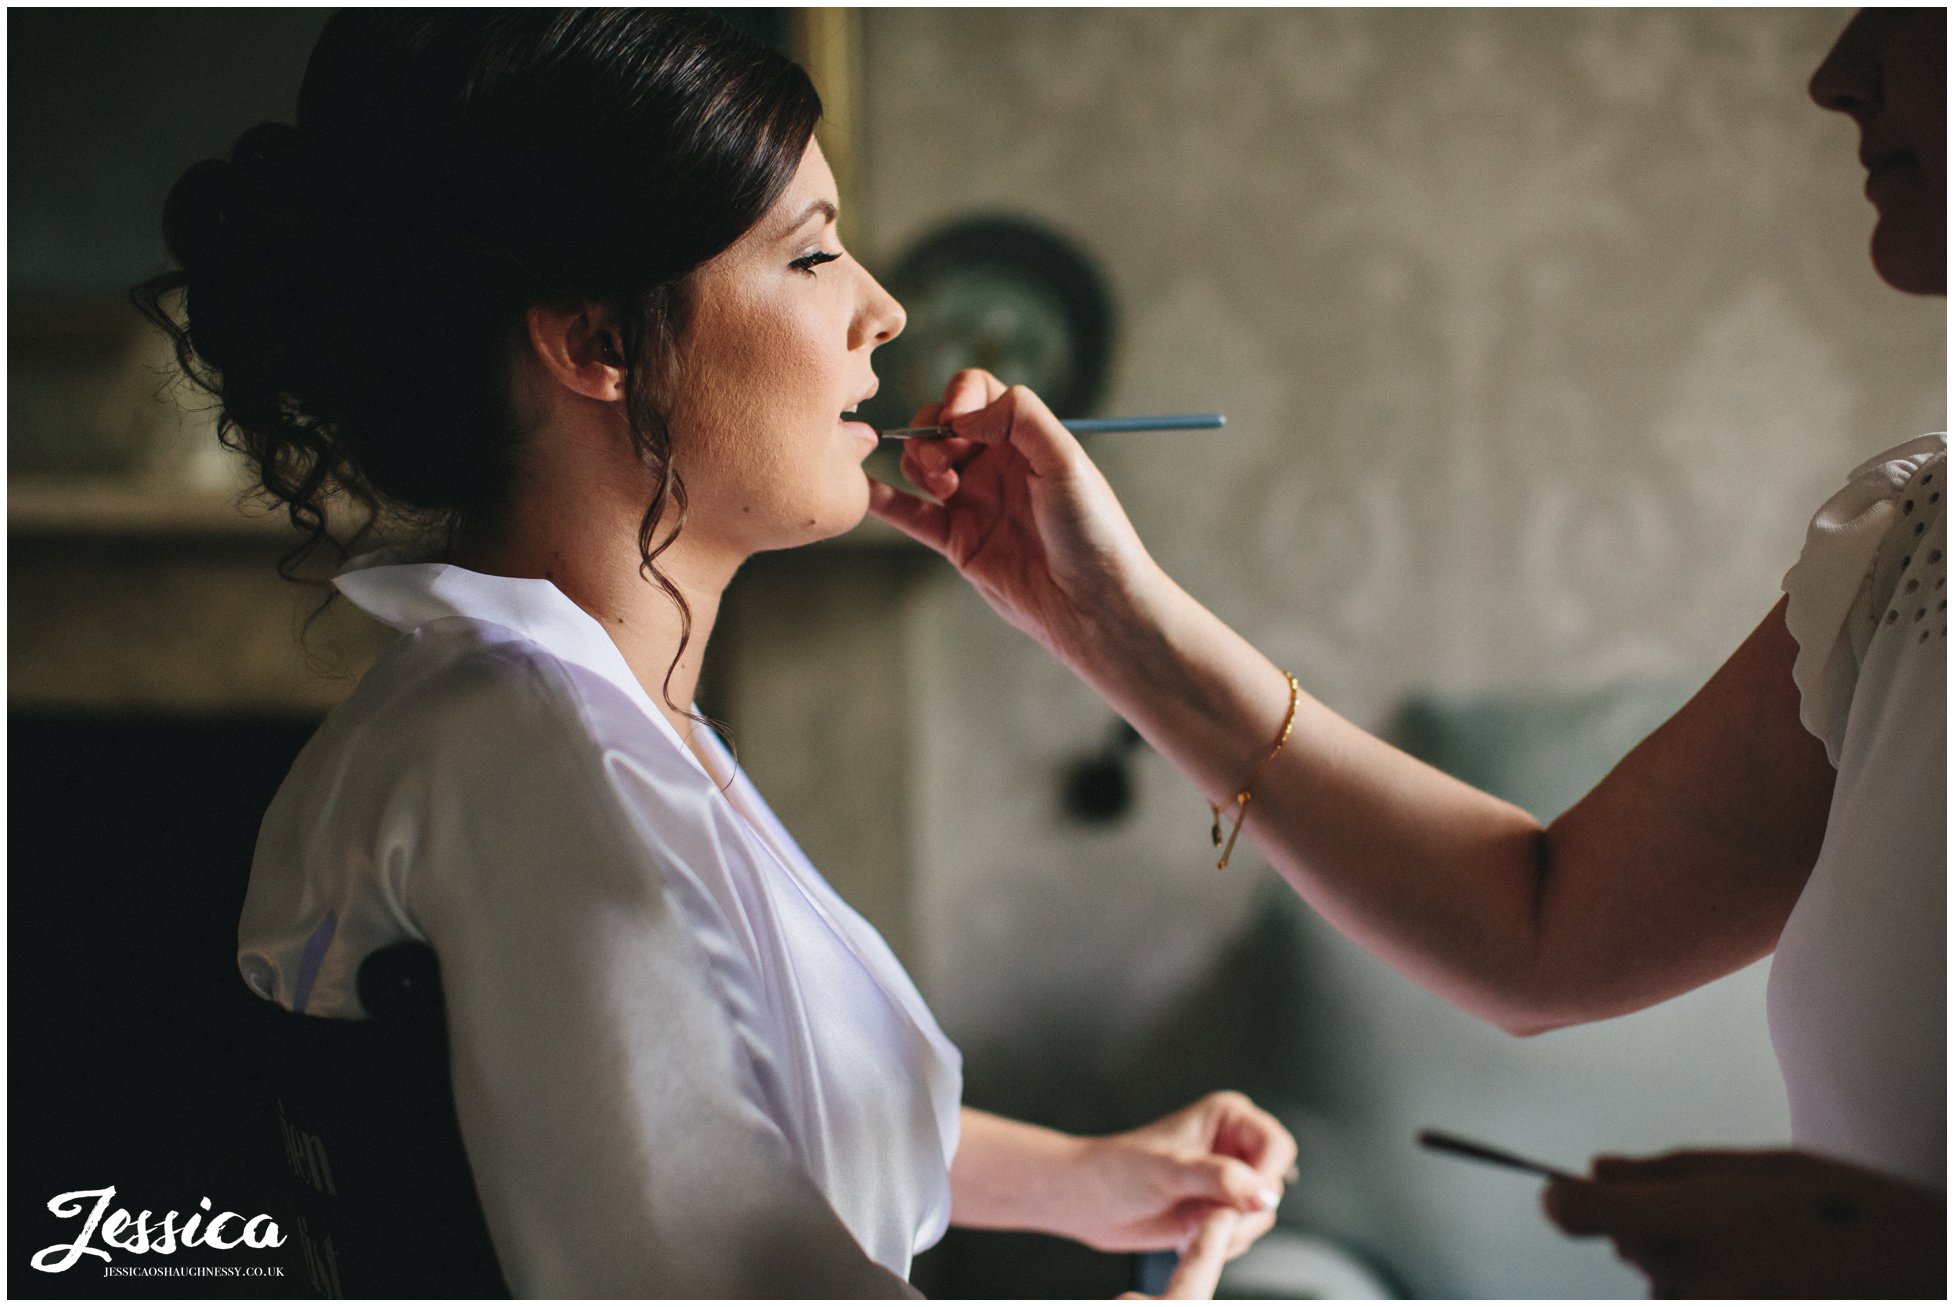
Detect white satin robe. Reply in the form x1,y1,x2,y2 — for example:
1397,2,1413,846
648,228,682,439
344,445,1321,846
239,552,962,1296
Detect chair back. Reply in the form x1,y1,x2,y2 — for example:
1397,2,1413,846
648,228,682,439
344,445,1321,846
262,941,509,1298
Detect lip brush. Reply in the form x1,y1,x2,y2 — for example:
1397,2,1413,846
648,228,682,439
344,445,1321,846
879,413,1226,440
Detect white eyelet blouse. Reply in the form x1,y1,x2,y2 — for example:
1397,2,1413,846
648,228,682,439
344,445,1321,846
1773,434,1946,1189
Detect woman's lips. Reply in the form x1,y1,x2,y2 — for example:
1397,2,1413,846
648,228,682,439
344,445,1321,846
840,417,879,447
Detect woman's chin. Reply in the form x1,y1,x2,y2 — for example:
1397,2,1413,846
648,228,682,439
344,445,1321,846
775,478,874,550
822,477,875,540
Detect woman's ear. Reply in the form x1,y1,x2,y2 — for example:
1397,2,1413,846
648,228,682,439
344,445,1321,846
525,303,627,402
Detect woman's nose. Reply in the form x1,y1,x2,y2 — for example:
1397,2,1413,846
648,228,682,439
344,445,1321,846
856,269,906,349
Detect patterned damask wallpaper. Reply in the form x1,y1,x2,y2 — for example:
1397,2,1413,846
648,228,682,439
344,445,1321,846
854,9,1945,1298
870,8,1940,715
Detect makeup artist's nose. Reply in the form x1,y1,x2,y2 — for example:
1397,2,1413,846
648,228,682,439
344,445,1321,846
854,269,906,349
1808,14,1878,117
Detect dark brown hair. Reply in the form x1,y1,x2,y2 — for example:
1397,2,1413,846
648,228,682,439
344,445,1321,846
132,10,820,701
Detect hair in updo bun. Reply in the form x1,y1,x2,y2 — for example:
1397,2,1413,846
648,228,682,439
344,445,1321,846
133,11,820,670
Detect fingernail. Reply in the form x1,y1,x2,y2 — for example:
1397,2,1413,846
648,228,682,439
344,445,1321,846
1256,1187,1281,1211
1283,1165,1300,1184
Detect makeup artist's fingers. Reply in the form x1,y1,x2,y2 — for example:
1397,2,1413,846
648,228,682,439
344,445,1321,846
1591,1149,1788,1184
1544,1175,1709,1245
898,435,984,500
898,443,957,499
938,435,986,469
866,478,949,552
895,403,955,496
940,367,1008,419
1543,1178,1709,1293
1542,1177,1611,1236
920,369,1008,499
943,384,1089,481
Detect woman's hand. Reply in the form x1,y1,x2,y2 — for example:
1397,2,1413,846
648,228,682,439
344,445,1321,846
1120,1210,1242,1301
1057,1091,1299,1258
950,1094,1297,1267
867,369,1161,667
1543,1148,1946,1298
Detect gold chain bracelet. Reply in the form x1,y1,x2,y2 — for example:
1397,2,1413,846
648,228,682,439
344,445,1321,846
1208,671,1301,870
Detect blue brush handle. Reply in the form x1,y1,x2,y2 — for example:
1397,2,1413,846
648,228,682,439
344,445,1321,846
1062,414,1226,434
879,413,1226,440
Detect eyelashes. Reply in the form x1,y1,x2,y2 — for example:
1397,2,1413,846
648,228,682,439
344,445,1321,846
790,250,843,275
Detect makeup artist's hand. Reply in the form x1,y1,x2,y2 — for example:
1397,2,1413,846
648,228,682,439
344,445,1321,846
867,369,1162,668
1542,1148,1946,1298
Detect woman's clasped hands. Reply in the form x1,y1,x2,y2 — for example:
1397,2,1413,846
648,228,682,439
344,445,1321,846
1091,1091,1297,1300
953,1092,1297,1300
1061,1091,1296,1258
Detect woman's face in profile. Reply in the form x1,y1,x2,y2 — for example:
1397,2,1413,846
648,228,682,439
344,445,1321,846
1810,7,1947,295
666,139,906,553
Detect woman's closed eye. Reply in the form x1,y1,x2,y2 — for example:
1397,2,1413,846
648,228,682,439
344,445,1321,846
790,249,843,275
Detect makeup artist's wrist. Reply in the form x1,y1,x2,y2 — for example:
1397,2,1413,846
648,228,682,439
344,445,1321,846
1056,556,1199,696
1060,561,1300,813
1043,548,1168,667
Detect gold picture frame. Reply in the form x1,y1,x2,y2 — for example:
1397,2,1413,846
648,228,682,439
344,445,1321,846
790,8,868,249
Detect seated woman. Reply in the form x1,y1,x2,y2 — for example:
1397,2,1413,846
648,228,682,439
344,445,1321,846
133,10,1293,1299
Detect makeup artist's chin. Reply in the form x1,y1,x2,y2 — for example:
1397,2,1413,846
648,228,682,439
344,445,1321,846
1871,223,1946,297
1867,181,1946,295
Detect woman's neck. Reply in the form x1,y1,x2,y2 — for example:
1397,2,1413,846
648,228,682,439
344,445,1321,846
450,503,742,753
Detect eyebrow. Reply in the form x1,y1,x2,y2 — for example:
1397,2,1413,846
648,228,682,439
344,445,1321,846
777,198,838,240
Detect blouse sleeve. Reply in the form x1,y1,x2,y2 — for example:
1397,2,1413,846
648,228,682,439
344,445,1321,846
392,647,920,1298
1781,434,1947,765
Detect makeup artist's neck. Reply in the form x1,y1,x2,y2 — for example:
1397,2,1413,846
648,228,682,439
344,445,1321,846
450,513,742,752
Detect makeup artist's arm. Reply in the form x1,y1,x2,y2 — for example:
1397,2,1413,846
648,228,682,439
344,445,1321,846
949,1096,1294,1258
868,370,1836,1034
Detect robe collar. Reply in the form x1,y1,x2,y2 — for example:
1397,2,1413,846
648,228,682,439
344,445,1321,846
334,548,702,765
